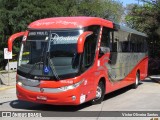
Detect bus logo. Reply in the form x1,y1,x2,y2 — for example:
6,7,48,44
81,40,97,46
40,88,44,93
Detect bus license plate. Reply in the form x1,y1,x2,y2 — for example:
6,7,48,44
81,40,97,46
37,96,47,101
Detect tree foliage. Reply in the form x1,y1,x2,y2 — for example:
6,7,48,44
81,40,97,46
125,0,160,57
0,0,123,70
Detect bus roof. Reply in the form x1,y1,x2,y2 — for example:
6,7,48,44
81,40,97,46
114,23,147,37
28,16,147,37
28,17,113,29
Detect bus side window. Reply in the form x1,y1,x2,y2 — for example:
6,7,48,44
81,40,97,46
99,27,110,58
83,34,97,69
130,34,135,52
82,25,100,71
109,30,119,65
120,31,130,52
143,38,148,52
111,31,118,52
130,34,147,53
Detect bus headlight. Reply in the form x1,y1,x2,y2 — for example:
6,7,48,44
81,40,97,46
17,81,23,86
59,80,84,91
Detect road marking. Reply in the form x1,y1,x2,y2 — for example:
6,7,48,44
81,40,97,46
0,86,15,91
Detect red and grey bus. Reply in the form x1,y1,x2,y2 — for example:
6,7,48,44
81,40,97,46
8,17,148,105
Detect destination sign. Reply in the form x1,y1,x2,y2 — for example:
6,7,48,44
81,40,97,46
28,31,49,36
27,30,80,43
27,30,49,41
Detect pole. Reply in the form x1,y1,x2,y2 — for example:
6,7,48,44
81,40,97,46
8,59,10,86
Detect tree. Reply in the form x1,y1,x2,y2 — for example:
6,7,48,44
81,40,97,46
125,0,160,57
0,0,124,70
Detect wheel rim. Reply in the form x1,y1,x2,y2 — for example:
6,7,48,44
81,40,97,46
136,74,139,85
96,86,102,99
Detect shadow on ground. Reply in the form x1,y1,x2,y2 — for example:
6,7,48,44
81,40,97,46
9,99,92,111
144,78,160,83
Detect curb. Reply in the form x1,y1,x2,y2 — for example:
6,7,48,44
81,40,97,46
148,76,160,84
151,79,160,84
0,85,15,91
0,70,16,74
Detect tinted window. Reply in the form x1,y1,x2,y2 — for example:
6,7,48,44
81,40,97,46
83,26,100,69
99,27,111,57
130,34,147,53
83,35,97,67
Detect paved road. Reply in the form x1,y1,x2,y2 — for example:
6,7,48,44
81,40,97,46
0,78,160,120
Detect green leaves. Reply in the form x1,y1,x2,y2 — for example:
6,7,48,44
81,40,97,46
125,0,160,57
0,0,124,70
0,0,124,36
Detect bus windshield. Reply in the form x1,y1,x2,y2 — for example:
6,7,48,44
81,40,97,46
18,30,81,80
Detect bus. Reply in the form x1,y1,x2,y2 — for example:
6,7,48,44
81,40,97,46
7,17,148,105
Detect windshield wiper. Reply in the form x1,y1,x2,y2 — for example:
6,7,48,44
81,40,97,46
27,61,43,76
46,33,60,80
46,52,60,80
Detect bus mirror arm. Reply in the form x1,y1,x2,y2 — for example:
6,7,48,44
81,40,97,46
104,57,111,62
77,31,93,53
8,31,26,52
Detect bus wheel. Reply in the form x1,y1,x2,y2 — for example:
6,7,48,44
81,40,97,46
132,73,140,89
91,81,105,105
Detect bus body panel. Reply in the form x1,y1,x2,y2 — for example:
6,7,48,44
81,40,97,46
98,54,148,94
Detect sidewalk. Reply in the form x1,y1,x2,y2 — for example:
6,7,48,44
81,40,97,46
149,75,160,83
0,71,16,91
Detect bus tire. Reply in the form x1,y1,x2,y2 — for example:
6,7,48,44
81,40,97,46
91,81,105,105
132,73,140,89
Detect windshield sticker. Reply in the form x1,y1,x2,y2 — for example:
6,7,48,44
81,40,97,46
43,66,50,74
50,33,79,44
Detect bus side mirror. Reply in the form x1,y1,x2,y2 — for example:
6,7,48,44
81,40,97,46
100,47,110,54
8,31,27,52
77,31,93,53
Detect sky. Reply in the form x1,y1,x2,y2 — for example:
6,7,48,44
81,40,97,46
119,0,143,6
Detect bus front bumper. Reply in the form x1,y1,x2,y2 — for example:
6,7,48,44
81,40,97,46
16,84,86,105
